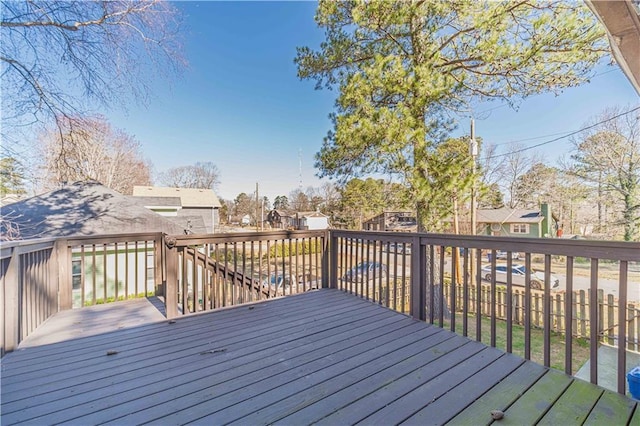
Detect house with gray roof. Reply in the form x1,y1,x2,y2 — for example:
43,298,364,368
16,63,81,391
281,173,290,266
132,186,221,233
0,181,188,240
477,203,558,238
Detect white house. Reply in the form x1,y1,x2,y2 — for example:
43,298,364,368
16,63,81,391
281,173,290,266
132,186,222,234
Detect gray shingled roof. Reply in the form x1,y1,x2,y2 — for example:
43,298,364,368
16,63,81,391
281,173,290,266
1,181,186,240
477,208,543,224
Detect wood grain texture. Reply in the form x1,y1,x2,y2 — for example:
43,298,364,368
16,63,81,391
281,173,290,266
1,289,637,426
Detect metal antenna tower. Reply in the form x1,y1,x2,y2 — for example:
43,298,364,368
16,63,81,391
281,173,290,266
298,148,303,191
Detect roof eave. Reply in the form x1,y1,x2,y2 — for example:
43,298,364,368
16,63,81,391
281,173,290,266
585,0,640,95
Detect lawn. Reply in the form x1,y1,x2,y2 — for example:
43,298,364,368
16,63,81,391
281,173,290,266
442,312,591,374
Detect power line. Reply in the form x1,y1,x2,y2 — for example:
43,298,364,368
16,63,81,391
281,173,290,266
487,105,640,159
473,68,621,116
491,130,575,146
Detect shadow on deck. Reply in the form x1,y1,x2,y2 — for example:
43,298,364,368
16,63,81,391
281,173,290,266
1,289,638,425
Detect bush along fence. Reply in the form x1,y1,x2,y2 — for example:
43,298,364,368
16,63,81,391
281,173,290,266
445,283,640,351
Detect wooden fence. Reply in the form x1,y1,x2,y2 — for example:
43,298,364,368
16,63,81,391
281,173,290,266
445,283,640,351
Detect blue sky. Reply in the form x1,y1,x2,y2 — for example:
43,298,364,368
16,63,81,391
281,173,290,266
108,1,639,203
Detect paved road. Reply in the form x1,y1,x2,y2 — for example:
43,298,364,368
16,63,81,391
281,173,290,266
554,274,640,302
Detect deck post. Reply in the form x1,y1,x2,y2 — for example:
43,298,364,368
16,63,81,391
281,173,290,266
153,233,163,297
56,240,72,311
327,231,337,289
164,236,179,319
410,235,426,321
4,248,20,353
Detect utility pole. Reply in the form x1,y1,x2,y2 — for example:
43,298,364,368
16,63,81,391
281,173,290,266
469,119,479,286
255,182,259,232
470,119,478,236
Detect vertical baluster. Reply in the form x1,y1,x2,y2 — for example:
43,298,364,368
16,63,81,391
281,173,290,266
438,246,445,327
544,254,552,367
590,258,599,384
506,254,513,353
618,261,628,394
463,247,469,337
524,253,532,360
565,256,574,375
450,246,456,333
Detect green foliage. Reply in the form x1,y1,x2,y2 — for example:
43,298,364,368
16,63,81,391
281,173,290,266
273,195,290,210
84,292,153,307
0,157,26,197
297,0,606,230
337,177,411,229
478,182,504,209
268,240,322,258
211,247,239,263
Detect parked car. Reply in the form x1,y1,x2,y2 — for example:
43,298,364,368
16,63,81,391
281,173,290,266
481,264,559,290
341,262,388,282
487,250,521,261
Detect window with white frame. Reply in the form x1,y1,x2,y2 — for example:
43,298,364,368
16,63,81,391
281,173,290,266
511,223,529,234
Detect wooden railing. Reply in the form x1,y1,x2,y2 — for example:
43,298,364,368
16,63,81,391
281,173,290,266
0,233,164,355
1,238,59,357
2,229,639,396
329,230,640,395
163,230,328,318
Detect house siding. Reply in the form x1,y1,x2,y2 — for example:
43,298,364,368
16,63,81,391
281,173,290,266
482,223,540,238
180,207,219,233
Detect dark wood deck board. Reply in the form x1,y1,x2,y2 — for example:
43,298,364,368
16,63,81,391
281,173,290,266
313,342,488,425
629,403,640,424
358,347,507,425
70,311,417,425
497,369,573,425
1,289,637,426
401,352,525,425
583,389,638,425
537,379,603,425
3,294,392,422
2,291,350,387
273,334,470,426
446,361,548,425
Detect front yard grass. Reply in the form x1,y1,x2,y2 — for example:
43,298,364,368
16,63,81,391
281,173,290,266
442,312,591,374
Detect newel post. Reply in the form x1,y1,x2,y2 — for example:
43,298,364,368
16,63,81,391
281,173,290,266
56,239,72,311
153,233,164,297
410,235,426,321
327,230,338,289
4,248,20,353
164,236,179,319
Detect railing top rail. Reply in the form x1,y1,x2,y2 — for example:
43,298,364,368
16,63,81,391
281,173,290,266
168,229,327,246
331,229,640,262
0,238,57,259
65,232,164,246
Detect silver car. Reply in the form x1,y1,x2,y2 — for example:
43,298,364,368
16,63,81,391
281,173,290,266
481,264,559,290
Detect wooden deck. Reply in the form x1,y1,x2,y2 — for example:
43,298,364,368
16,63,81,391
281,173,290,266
1,289,638,425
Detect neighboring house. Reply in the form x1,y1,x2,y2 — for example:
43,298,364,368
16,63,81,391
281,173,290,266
363,212,418,232
0,181,186,240
267,210,330,230
132,186,222,234
477,203,558,238
129,195,207,234
266,210,296,230
295,211,330,230
0,181,193,307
